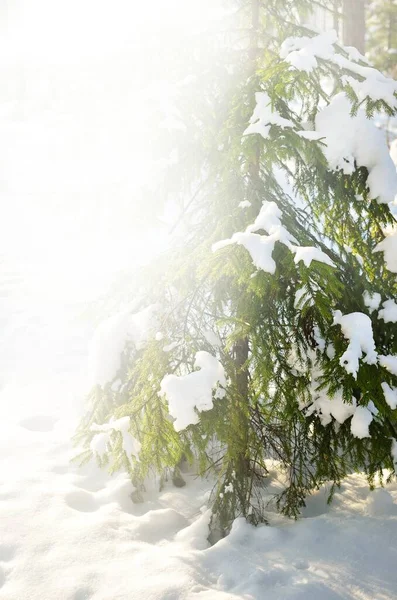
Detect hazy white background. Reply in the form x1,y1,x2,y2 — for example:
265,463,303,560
0,0,221,385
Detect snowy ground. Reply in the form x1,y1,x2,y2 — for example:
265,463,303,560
1,375,397,599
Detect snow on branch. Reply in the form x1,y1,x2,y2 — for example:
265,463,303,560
333,311,377,379
363,291,381,314
378,299,397,323
291,246,335,268
88,304,159,388
212,201,335,274
315,93,397,205
90,416,141,462
213,231,279,274
280,30,397,110
243,92,294,139
378,354,397,376
374,228,397,272
278,31,397,205
305,383,356,427
302,358,372,439
350,406,373,439
381,382,397,411
160,351,226,432
280,30,337,73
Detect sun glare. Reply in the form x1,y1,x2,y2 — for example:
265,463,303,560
0,1,212,297
0,0,219,385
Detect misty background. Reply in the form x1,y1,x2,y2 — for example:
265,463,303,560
0,0,224,386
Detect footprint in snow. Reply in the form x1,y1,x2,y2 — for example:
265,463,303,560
0,545,17,562
72,587,93,600
19,415,57,432
0,490,17,501
293,559,309,570
301,487,331,518
65,490,98,513
73,476,104,493
51,464,71,475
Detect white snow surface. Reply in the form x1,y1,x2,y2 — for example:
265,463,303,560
160,351,226,431
333,310,377,378
315,93,397,204
3,379,397,599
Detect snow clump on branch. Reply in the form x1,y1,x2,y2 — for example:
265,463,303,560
281,30,397,109
90,417,141,462
88,304,159,388
315,93,397,204
243,92,294,138
374,228,397,272
363,291,382,313
378,299,397,323
212,200,335,274
333,311,377,379
280,30,336,72
160,351,226,432
280,30,397,205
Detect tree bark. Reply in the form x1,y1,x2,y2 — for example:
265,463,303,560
235,0,259,428
249,0,259,64
333,1,341,36
234,0,259,491
343,0,366,53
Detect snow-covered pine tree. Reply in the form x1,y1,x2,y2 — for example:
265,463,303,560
75,0,397,538
367,0,397,77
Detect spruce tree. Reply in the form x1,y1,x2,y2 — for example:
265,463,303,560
75,0,397,539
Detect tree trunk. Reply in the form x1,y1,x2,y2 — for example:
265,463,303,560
333,1,341,36
231,0,259,519
234,0,259,448
343,0,366,53
249,0,259,64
